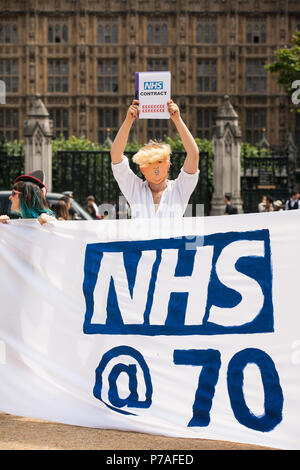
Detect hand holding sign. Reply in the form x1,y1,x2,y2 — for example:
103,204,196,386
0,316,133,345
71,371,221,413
127,99,140,123
167,100,180,123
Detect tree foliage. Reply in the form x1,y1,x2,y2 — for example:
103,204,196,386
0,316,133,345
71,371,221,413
266,31,300,110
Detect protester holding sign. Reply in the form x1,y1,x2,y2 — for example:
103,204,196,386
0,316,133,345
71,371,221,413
110,99,199,218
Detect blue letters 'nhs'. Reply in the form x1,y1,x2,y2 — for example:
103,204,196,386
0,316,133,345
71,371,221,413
83,230,273,335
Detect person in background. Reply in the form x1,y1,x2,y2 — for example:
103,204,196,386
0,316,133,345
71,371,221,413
87,202,102,220
224,194,236,215
273,200,283,211
0,170,54,225
59,195,72,219
285,191,300,210
261,195,274,212
52,200,69,221
258,195,267,212
86,195,100,219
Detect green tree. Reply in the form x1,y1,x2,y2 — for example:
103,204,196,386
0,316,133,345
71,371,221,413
266,31,300,111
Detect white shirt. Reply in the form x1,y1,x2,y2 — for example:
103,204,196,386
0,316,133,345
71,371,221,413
112,156,199,218
285,199,300,210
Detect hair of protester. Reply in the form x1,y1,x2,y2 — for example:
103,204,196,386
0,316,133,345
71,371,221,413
59,195,71,207
87,195,95,202
132,140,171,168
13,181,54,219
87,203,97,217
52,200,69,220
224,194,231,201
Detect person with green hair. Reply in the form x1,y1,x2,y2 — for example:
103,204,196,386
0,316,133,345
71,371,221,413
0,170,54,225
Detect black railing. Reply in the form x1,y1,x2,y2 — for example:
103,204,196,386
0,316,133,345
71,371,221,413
0,151,24,190
241,147,291,213
53,150,213,216
0,149,213,216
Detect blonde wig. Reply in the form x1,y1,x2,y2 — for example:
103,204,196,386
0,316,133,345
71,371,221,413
132,140,171,168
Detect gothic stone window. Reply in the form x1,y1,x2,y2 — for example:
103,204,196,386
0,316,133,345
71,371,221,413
197,60,217,92
246,21,266,44
246,108,267,144
98,108,118,144
147,119,168,142
0,109,18,141
0,23,18,43
196,22,217,43
49,109,68,139
197,108,216,139
147,59,168,71
0,59,18,92
48,60,68,92
147,20,168,44
246,59,266,92
98,60,118,92
48,21,68,43
98,21,118,43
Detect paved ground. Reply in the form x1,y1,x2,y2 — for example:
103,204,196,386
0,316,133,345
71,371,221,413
0,412,275,450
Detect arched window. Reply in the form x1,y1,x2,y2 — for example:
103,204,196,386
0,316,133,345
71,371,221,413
105,24,110,43
48,25,53,43
154,24,160,43
147,24,153,43
161,24,167,44
5,24,10,43
204,24,210,43
196,24,202,43
112,23,118,43
62,24,68,43
12,24,18,43
261,23,266,43
98,24,103,43
246,24,252,43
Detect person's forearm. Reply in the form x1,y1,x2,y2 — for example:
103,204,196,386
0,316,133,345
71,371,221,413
172,116,199,174
110,117,133,164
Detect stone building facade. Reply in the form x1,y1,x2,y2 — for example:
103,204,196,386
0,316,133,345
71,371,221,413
0,0,299,146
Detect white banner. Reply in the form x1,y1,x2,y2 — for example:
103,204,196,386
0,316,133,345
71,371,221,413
0,212,300,450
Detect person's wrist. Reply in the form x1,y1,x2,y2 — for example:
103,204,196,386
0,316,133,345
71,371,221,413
171,114,181,125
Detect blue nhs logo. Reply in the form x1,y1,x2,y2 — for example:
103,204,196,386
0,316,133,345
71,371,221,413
144,81,163,90
83,230,273,336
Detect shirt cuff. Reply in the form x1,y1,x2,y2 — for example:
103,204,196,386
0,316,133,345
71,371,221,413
180,167,200,177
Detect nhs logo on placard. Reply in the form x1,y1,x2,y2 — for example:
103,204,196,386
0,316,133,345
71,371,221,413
144,81,163,90
83,230,273,335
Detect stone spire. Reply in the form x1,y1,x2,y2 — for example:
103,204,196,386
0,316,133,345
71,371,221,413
210,95,243,215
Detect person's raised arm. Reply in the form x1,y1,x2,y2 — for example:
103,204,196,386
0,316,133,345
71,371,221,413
167,100,199,174
110,100,140,165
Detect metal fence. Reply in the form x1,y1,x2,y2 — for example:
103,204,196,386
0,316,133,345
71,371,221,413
0,149,213,216
53,150,213,216
241,146,292,213
0,150,24,190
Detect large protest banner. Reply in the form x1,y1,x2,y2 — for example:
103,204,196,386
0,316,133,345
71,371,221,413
0,211,300,450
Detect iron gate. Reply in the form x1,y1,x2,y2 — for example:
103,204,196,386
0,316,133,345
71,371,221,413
241,146,293,213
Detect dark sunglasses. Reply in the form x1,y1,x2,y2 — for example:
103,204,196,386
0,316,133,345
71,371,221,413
11,189,22,197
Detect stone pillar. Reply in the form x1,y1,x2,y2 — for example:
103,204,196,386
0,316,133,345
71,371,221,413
210,95,243,215
23,94,53,191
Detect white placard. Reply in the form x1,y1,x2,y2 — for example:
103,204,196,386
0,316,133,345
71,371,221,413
136,71,171,119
